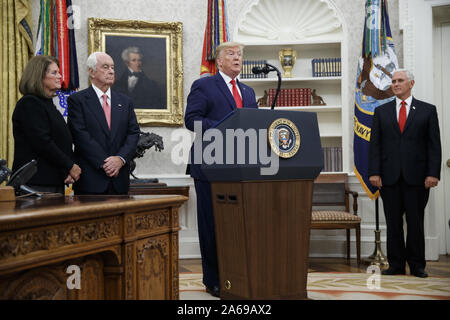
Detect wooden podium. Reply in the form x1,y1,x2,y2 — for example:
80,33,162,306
211,180,313,299
201,109,323,300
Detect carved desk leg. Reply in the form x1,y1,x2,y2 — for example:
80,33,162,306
124,243,136,300
103,245,123,299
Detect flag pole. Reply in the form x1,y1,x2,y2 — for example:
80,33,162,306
363,196,388,267
356,0,395,269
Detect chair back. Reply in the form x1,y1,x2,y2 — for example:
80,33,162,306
312,173,348,209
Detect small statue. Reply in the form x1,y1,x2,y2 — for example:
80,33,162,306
257,90,269,108
130,131,164,179
0,159,11,184
311,89,326,106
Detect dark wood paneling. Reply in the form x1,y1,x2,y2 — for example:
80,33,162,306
129,185,189,197
212,180,313,300
212,183,250,298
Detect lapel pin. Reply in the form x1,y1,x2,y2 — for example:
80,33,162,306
412,106,415,110
118,104,122,107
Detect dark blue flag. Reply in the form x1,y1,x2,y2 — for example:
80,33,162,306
353,0,398,199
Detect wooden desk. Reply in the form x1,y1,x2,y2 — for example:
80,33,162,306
0,194,188,300
129,184,189,198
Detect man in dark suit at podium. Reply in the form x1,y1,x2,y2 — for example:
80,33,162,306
184,42,258,297
368,69,441,278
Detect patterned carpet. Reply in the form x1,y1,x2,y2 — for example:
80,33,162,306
180,272,450,300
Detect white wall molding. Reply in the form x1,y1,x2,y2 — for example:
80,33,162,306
398,0,450,259
425,0,450,5
234,0,343,43
399,0,408,30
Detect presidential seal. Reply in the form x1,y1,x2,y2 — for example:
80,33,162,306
268,118,300,158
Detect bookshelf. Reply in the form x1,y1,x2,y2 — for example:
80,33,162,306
240,43,344,173
234,0,347,174
241,77,342,83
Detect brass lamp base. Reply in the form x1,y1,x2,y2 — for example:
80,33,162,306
362,230,389,267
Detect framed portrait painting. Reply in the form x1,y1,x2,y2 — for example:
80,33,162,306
88,18,183,126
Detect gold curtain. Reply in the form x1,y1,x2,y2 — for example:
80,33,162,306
0,0,33,169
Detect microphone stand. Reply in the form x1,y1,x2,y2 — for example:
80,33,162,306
265,63,282,110
253,63,282,110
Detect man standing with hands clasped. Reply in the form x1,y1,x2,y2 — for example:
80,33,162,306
368,69,442,278
68,52,140,195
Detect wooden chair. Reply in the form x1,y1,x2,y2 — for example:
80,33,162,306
311,173,361,264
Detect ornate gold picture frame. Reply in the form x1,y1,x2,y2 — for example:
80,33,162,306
88,18,183,126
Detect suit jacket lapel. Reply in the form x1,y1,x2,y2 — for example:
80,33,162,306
215,73,236,111
86,86,110,136
386,100,401,136
402,98,418,134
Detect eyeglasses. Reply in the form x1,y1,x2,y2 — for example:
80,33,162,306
46,70,61,77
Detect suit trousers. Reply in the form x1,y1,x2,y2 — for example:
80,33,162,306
380,176,429,271
194,179,219,289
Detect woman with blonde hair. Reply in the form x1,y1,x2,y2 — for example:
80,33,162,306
11,55,81,194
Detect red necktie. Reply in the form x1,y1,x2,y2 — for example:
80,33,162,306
230,79,243,108
399,100,406,133
102,94,111,130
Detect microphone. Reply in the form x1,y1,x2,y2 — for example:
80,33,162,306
251,63,282,110
7,159,38,195
252,65,271,75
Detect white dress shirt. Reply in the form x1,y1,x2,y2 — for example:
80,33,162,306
127,67,139,91
219,71,242,98
92,83,111,107
395,95,413,121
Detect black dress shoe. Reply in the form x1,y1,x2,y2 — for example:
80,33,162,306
382,267,406,275
411,269,428,278
206,286,220,297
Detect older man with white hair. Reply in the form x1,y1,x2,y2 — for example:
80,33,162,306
368,69,442,278
68,52,140,195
